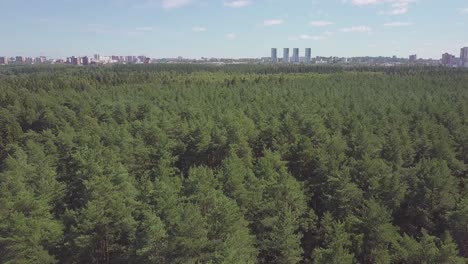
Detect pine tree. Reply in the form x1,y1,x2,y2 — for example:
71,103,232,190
219,147,259,213
183,167,257,263
65,151,138,264
353,200,401,264
449,197,468,257
398,159,459,235
0,148,63,264
400,230,465,264
312,212,354,264
252,151,309,264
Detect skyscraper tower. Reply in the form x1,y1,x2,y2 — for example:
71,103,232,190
271,48,277,63
441,53,455,66
460,47,468,67
283,48,290,63
305,48,311,63
82,56,89,66
293,48,299,63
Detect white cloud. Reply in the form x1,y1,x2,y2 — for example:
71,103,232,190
350,0,413,6
385,1,412,15
192,27,207,32
86,24,152,37
460,8,468,14
350,0,380,5
263,19,284,26
340,26,372,32
162,0,191,9
309,20,333,27
224,0,251,8
383,21,413,26
348,0,415,15
299,34,326,40
226,33,237,40
289,34,326,41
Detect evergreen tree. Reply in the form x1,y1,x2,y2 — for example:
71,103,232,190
0,65,467,263
398,159,459,235
353,200,401,264
312,212,354,264
449,197,468,257
252,151,309,264
183,167,257,264
0,149,63,264
400,230,465,264
65,152,138,263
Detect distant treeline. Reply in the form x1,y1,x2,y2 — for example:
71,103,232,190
0,65,467,263
1,63,467,76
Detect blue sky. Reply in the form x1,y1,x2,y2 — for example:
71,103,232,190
0,0,467,59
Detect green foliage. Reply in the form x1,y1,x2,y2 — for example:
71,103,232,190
0,65,467,262
398,159,459,235
448,197,468,257
312,212,354,264
0,148,63,264
65,155,138,263
252,151,309,263
398,230,466,264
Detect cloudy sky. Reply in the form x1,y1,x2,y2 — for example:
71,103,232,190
0,0,467,59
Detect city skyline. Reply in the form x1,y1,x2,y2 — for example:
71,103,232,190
0,45,467,67
1,0,468,59
2,47,468,62
2,46,468,65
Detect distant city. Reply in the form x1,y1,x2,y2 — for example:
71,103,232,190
1,47,468,67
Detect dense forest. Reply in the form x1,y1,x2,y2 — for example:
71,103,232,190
0,64,467,264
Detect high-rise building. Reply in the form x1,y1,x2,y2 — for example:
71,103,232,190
409,54,417,62
99,56,110,64
292,48,299,63
305,48,311,63
441,53,455,66
71,56,80,65
0,57,7,65
283,48,289,63
126,56,135,64
271,48,277,63
15,56,24,64
34,56,46,64
138,55,147,63
94,54,100,62
460,47,468,67
82,56,89,65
